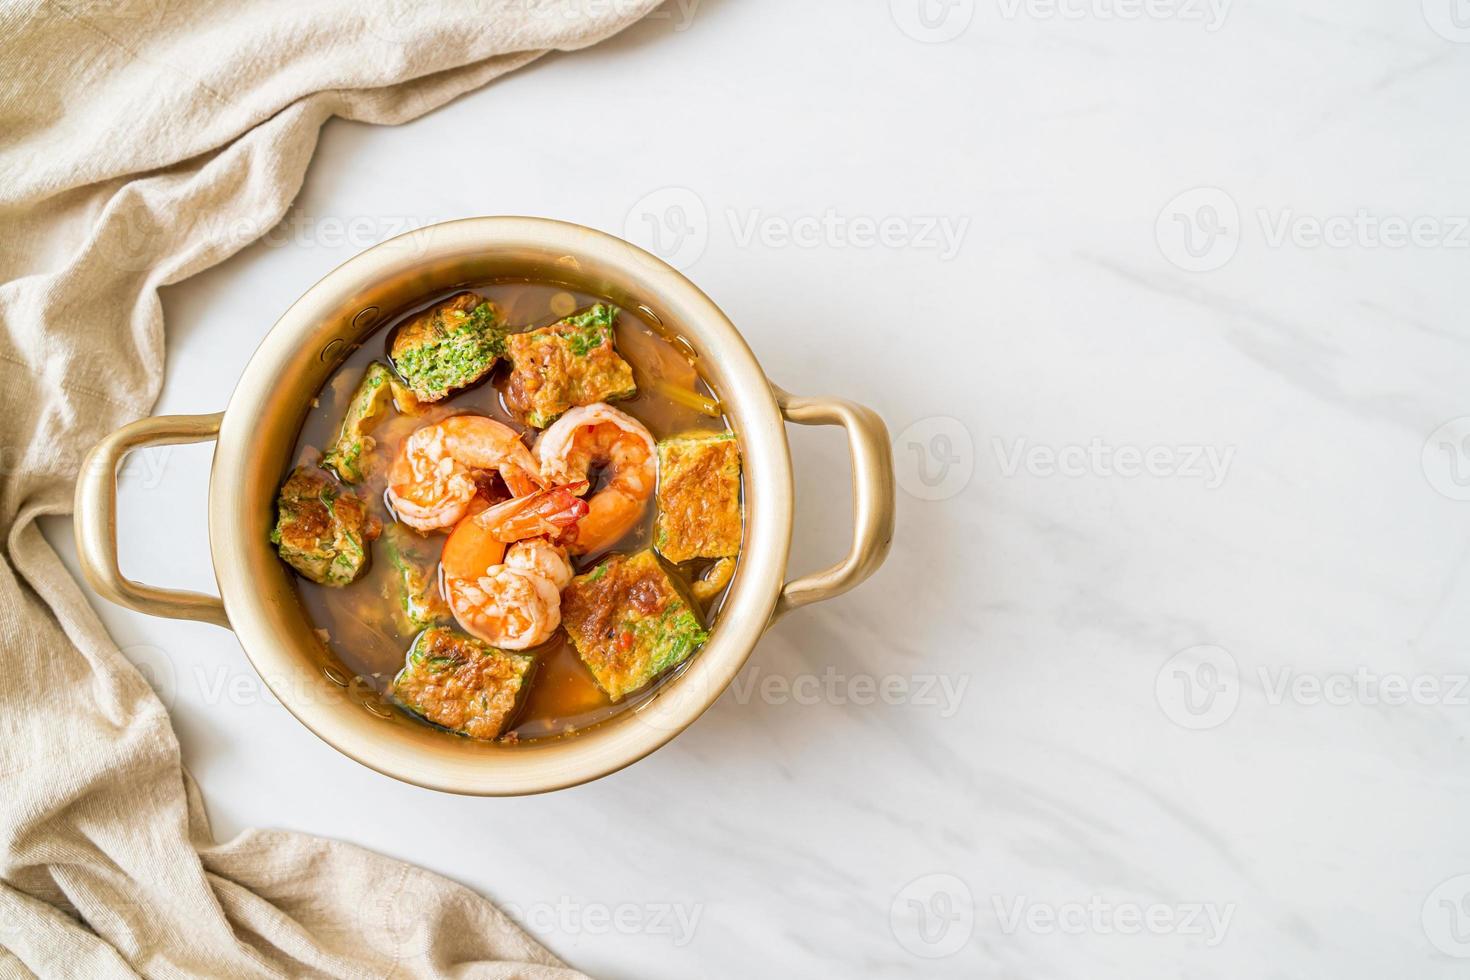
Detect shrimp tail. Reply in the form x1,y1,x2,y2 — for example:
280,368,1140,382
502,465,548,498
476,482,590,544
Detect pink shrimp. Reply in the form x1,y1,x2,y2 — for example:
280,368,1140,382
440,484,587,650
386,415,544,532
534,403,656,555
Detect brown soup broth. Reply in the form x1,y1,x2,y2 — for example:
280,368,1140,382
288,281,737,741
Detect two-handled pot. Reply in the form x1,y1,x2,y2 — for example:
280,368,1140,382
75,217,894,795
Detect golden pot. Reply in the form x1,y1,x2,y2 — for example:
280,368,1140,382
74,217,894,796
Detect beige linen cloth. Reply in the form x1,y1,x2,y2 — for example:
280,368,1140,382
0,1,661,976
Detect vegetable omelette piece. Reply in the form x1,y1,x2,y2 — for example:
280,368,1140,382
504,303,637,428
390,292,505,402
391,627,534,739
655,432,742,562
321,361,394,483
270,466,380,586
561,550,709,702
381,525,448,632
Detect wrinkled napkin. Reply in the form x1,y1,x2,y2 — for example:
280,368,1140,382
0,1,658,975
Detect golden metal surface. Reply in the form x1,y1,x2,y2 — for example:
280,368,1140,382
769,387,896,623
76,217,895,795
74,413,231,629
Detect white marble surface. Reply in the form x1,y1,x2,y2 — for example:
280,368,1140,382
44,1,1470,975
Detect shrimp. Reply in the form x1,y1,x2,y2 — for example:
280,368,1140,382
504,537,576,591
535,403,656,555
440,485,587,649
386,415,544,532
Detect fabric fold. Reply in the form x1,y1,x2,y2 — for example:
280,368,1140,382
0,1,660,975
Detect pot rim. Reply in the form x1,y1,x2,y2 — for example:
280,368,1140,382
208,216,793,795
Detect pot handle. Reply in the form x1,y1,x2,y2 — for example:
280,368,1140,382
74,412,231,629
770,385,895,622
